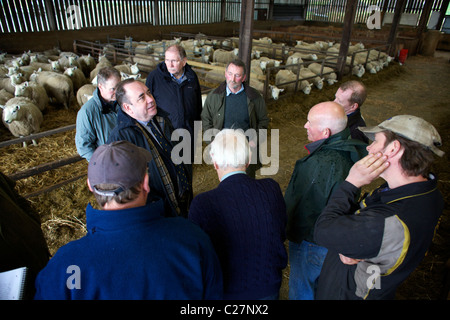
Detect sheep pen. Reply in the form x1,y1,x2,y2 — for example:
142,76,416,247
0,53,449,300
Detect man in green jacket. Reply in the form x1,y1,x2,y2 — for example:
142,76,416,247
201,59,269,178
284,101,367,300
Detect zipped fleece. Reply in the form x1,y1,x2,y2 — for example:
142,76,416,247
314,176,443,300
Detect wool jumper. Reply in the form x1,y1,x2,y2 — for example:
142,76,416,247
223,91,249,130
34,199,223,300
188,173,287,299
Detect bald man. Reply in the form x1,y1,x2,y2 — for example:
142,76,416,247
284,101,368,300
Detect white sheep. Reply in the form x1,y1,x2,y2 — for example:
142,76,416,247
212,48,239,65
132,54,159,73
59,55,82,70
64,66,87,92
14,81,49,112
76,83,96,107
1,97,43,147
352,64,366,78
249,78,284,100
78,54,96,77
299,67,324,90
0,74,25,94
114,62,139,75
30,60,63,73
30,70,74,109
89,55,113,81
275,69,312,95
307,63,338,85
0,88,13,105
204,69,225,84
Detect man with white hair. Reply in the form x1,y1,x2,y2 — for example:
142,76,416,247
284,101,368,300
188,129,287,300
314,115,444,300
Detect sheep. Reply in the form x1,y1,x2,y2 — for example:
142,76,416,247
131,54,159,73
352,64,366,78
0,88,13,105
249,78,284,100
0,97,43,147
30,53,51,63
78,54,96,78
64,66,87,92
250,60,265,75
205,69,225,84
134,43,154,55
295,41,323,51
114,62,139,75
76,83,96,107
286,53,305,73
307,63,338,85
299,67,324,90
89,55,113,81
59,55,82,70
14,81,49,112
275,69,312,95
30,70,74,109
212,48,239,65
0,74,25,94
30,60,63,73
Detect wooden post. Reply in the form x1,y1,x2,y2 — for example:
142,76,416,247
153,0,160,26
239,0,255,83
416,0,435,51
43,0,57,31
337,0,358,80
387,0,407,56
221,0,226,22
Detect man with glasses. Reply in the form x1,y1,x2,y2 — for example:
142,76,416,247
201,59,269,178
145,44,202,171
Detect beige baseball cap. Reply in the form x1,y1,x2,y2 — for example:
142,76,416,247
359,115,444,157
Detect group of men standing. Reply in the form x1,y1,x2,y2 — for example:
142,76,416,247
31,43,444,300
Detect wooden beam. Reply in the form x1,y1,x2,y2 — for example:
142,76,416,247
387,0,407,56
239,0,255,83
337,0,358,80
8,155,83,181
435,0,450,31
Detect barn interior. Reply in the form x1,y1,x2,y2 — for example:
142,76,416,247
0,0,449,301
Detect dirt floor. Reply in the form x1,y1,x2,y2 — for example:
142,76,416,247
0,51,449,300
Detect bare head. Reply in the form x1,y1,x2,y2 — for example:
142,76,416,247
304,101,347,142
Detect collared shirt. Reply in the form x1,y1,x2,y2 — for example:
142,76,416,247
170,70,187,84
137,119,161,147
226,84,244,96
220,170,246,182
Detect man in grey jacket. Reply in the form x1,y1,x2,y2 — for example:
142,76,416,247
75,66,121,161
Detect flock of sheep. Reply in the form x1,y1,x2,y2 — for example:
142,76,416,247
0,33,394,147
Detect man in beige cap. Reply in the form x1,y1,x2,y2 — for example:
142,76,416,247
314,115,444,300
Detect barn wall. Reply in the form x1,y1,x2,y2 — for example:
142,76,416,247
0,20,300,54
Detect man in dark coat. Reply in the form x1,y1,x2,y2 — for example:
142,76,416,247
146,44,202,168
107,79,192,217
334,80,369,144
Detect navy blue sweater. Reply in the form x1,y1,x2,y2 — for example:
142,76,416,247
188,173,288,299
34,200,223,300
